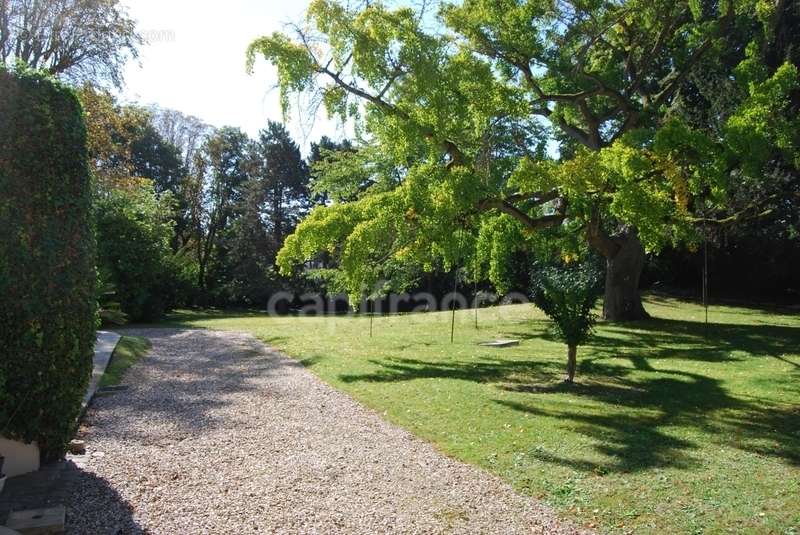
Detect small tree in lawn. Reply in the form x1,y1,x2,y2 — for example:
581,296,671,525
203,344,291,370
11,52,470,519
531,263,603,384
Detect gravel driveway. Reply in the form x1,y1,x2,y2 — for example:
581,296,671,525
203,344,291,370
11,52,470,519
68,328,587,534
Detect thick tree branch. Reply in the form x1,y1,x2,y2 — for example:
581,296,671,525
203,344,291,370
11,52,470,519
650,3,734,110
504,189,561,205
587,206,620,258
477,195,567,232
533,105,599,150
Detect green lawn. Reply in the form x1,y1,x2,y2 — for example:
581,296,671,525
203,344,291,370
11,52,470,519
99,335,151,388
167,297,800,534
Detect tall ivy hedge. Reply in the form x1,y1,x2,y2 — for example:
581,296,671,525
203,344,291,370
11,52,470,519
0,68,96,461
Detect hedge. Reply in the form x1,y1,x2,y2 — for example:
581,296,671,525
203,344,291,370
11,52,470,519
0,67,97,461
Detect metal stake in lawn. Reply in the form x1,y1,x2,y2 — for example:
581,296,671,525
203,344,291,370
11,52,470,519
703,215,709,335
450,229,466,344
474,251,479,330
450,267,458,343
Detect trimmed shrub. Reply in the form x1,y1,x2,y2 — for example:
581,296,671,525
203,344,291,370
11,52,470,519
0,68,96,460
531,262,603,383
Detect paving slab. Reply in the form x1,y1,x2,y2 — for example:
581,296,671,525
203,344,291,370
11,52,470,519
478,338,521,347
6,505,65,534
79,331,121,418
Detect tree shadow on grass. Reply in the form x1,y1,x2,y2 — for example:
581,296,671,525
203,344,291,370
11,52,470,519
508,317,800,366
498,368,800,473
339,316,800,474
513,318,800,473
338,356,560,385
497,367,734,473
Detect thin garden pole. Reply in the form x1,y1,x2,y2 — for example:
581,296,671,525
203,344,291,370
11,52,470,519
474,285,479,329
474,257,479,330
450,269,458,344
450,230,465,344
703,217,709,331
369,301,374,338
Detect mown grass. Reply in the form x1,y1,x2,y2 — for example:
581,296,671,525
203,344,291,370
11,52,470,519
99,335,151,388
167,297,800,534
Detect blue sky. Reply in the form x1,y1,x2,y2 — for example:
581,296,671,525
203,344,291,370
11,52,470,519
120,0,348,152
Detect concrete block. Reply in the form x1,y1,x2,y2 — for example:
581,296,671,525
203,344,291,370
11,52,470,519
478,339,520,347
67,441,85,455
0,439,39,478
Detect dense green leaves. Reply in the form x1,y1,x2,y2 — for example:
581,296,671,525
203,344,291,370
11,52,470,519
250,0,784,282
95,179,183,321
531,263,604,348
725,62,800,175
0,67,96,460
251,0,798,313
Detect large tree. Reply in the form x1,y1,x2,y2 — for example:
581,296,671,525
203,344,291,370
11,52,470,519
250,121,311,251
79,87,194,318
148,105,213,176
212,124,311,306
78,87,184,194
188,127,251,290
0,0,140,87
248,0,797,319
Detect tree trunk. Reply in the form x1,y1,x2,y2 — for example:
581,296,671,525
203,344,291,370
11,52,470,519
565,344,577,383
587,210,650,322
602,230,649,321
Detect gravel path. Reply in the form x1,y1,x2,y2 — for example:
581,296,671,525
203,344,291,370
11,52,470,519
68,328,588,534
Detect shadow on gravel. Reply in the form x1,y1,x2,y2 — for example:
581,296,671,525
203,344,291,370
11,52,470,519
67,467,145,534
0,458,144,534
86,328,300,443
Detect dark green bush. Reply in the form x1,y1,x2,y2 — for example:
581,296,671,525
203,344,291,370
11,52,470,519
0,67,96,460
95,179,189,321
163,249,202,309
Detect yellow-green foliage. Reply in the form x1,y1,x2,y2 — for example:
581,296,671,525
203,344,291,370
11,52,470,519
726,62,800,174
252,0,798,297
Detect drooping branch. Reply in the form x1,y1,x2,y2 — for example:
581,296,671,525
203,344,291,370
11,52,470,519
688,192,782,226
308,46,467,167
